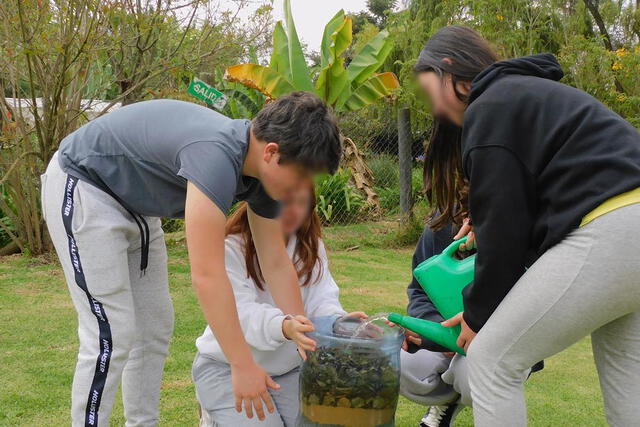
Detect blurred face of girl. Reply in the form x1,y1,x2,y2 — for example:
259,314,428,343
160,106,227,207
417,71,469,126
280,182,313,236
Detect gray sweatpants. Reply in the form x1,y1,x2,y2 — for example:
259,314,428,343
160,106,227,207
400,349,471,406
41,153,174,426
192,353,300,427
467,203,640,426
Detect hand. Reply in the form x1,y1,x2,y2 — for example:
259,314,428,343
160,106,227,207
231,360,279,420
283,315,316,360
346,311,368,319
454,217,475,251
441,312,477,352
402,329,423,350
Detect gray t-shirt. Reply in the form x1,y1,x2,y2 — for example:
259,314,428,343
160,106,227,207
58,99,279,218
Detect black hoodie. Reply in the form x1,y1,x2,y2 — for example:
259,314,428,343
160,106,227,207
461,53,640,332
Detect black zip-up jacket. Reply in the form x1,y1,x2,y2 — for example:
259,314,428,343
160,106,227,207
461,53,640,332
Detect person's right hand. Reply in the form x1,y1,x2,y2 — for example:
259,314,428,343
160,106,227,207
400,329,454,357
402,329,422,350
231,360,279,420
454,217,475,251
283,315,316,360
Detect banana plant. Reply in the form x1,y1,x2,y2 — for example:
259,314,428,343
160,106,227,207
224,0,399,112
213,68,266,119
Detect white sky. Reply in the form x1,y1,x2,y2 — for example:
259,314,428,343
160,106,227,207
222,0,370,52
272,0,369,51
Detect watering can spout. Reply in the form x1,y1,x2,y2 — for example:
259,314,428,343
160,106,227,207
387,313,465,355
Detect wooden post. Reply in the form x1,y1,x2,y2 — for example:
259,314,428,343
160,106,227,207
398,107,413,216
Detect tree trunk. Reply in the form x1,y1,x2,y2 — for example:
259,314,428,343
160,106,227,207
397,108,413,217
583,0,626,93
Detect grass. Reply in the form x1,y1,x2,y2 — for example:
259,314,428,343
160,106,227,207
0,222,606,426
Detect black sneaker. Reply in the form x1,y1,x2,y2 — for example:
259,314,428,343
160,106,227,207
419,402,462,427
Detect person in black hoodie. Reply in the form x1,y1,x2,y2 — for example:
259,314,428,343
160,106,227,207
413,26,640,426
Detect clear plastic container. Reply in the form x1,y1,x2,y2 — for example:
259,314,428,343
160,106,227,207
298,315,404,427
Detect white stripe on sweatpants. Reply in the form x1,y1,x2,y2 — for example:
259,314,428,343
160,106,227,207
42,152,174,427
61,174,113,426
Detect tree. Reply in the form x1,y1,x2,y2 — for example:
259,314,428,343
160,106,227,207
0,0,273,254
224,0,401,207
102,0,272,106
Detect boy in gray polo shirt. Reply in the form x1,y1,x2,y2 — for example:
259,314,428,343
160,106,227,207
41,92,342,427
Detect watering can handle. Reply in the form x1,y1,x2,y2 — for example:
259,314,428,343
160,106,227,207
442,235,469,259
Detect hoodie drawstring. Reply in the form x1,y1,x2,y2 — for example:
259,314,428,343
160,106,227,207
126,209,150,275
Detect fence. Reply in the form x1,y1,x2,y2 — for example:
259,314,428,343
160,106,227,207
315,105,430,226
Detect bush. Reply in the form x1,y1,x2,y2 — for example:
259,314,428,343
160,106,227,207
368,154,399,189
372,163,425,216
0,187,16,249
161,218,184,233
316,169,365,225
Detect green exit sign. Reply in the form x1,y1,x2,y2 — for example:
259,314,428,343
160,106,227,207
188,78,227,110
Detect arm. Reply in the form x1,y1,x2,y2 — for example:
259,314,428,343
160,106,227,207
247,207,304,315
305,241,346,318
185,182,276,420
461,146,535,332
224,238,289,351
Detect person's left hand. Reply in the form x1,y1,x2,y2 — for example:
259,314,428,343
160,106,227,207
346,311,368,319
441,312,476,352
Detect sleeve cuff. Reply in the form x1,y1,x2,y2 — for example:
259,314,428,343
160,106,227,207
268,315,288,343
462,310,485,333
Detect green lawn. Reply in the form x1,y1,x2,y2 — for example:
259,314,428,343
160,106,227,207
0,223,606,426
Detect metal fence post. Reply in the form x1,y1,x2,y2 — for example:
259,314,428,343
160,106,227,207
398,107,412,216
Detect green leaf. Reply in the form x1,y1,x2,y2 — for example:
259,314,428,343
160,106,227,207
269,21,290,79
224,64,296,99
315,17,352,106
341,72,399,111
283,0,314,92
320,10,346,69
347,29,394,87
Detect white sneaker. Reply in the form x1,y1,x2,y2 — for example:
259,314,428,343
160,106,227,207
419,402,462,427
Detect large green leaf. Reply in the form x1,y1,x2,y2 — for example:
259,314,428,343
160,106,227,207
269,21,290,80
347,29,395,86
315,17,352,106
224,64,296,99
341,72,399,111
283,0,314,92
320,9,346,69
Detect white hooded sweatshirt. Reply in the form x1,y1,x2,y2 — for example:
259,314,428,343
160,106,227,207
195,234,346,376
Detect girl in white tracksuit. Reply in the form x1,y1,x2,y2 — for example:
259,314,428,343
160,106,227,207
193,182,356,427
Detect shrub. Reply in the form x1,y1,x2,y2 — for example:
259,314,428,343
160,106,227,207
368,154,399,189
316,169,365,225
161,218,184,233
373,164,425,216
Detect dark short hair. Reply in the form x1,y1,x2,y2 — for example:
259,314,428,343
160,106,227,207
252,91,342,174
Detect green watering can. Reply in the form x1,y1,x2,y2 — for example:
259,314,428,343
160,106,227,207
388,236,475,355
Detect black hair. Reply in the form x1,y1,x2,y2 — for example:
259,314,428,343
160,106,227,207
252,91,343,174
415,25,498,102
415,26,498,229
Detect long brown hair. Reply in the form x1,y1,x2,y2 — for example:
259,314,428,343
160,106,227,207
415,26,498,230
423,120,468,230
225,186,323,290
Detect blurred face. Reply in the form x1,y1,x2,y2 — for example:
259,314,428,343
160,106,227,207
417,71,468,126
257,142,313,201
279,182,313,235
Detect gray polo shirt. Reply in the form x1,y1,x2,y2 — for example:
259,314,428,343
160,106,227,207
58,99,279,219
